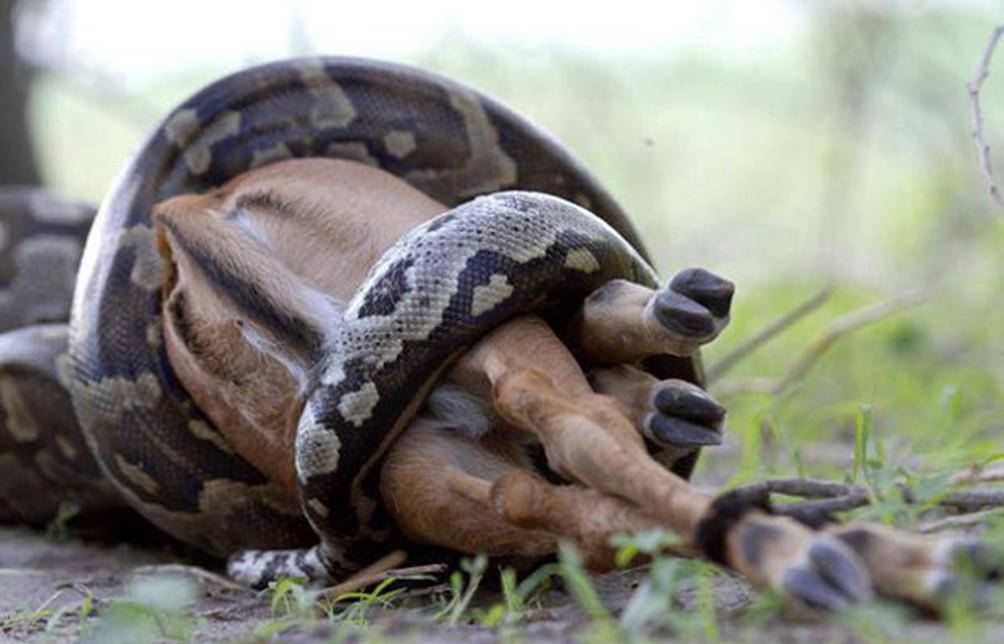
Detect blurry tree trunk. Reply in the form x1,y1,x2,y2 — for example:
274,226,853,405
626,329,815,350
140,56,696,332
0,0,39,185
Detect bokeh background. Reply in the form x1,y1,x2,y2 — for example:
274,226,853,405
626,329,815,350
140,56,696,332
5,0,1004,490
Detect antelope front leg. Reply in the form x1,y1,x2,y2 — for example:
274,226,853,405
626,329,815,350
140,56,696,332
570,268,734,365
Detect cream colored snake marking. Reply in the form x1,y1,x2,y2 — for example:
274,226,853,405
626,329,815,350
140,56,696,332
0,58,703,585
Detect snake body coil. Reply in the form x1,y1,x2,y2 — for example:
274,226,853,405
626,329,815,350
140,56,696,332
1,58,701,582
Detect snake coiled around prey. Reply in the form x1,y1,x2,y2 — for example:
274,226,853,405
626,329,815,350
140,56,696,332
0,58,704,584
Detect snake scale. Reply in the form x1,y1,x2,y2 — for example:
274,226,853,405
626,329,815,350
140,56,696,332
0,57,703,584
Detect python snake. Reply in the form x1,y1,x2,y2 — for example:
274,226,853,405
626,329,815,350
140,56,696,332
0,57,703,584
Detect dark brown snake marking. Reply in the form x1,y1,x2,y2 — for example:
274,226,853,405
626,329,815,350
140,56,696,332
0,58,703,585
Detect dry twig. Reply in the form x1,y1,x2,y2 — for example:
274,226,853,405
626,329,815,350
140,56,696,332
728,477,1004,519
968,24,1004,215
317,549,407,601
732,477,864,499
714,290,926,396
950,462,1004,486
706,284,835,383
318,552,448,603
732,478,871,518
919,509,1004,534
940,489,1004,512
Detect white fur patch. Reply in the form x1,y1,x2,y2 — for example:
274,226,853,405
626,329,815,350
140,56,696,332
423,383,496,438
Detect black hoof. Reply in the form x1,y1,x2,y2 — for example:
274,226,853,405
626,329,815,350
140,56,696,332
808,538,871,602
782,567,852,611
669,268,735,318
654,384,726,426
648,415,722,447
778,537,870,611
653,290,715,337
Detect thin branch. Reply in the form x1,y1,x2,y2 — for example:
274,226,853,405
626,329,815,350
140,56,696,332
732,479,871,518
727,478,1004,518
731,477,866,499
919,509,1004,534
777,496,870,516
317,552,449,603
706,284,835,383
940,489,1004,512
715,290,926,396
319,562,447,604
318,549,407,601
775,289,926,391
950,462,1004,486
968,24,1004,216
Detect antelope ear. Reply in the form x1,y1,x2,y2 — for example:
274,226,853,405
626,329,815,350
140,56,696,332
153,198,340,383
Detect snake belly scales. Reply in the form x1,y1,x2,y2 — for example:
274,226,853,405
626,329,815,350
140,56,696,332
0,57,704,584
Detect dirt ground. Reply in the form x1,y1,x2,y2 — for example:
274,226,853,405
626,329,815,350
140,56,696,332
0,437,998,642
0,523,989,643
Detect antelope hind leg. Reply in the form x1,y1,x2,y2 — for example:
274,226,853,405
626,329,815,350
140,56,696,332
450,314,870,609
583,360,1003,609
824,522,1003,609
380,415,662,570
457,314,710,536
227,376,666,588
590,363,725,451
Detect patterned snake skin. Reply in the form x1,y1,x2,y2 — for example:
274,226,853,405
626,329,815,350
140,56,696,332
1,57,703,584
0,189,127,525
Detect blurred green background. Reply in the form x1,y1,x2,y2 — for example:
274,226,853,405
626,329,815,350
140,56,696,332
12,1,1004,488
